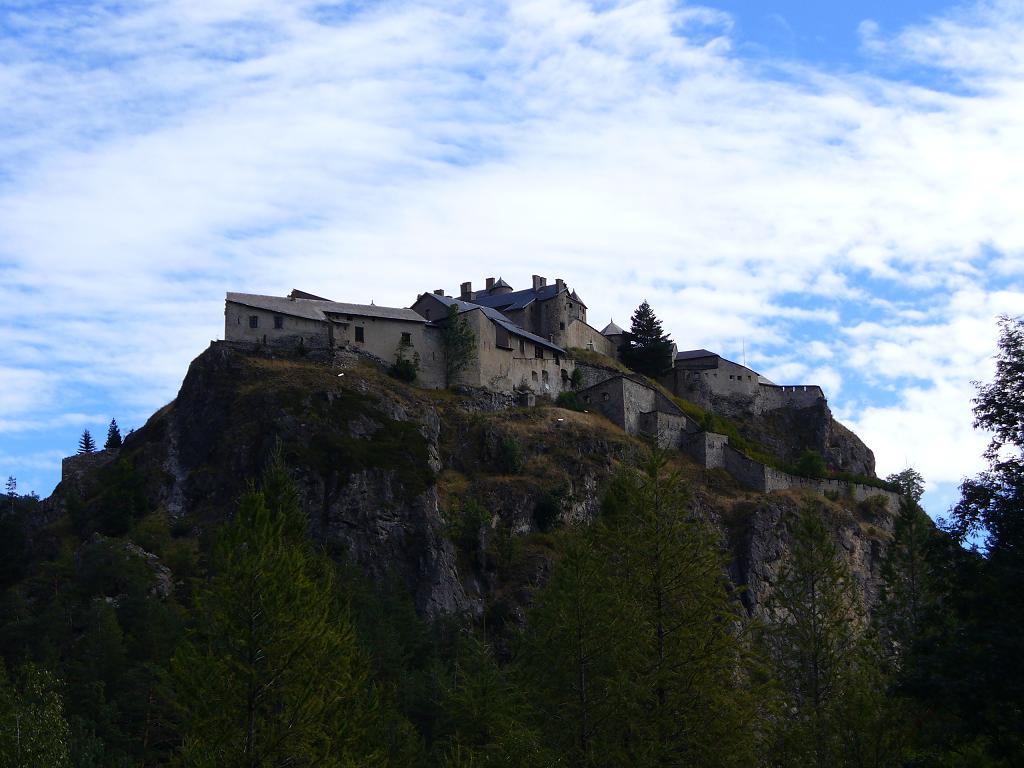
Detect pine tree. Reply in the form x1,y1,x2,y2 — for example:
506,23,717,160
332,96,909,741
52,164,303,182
765,506,864,768
168,461,386,767
517,528,632,767
619,301,674,378
77,429,96,454
604,453,757,767
5,476,14,515
104,419,122,451
0,662,72,767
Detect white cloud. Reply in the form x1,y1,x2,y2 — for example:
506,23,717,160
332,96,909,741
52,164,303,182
0,0,1021,511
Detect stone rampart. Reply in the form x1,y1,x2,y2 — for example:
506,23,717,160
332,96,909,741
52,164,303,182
638,410,690,450
681,431,729,469
721,444,898,512
756,383,826,412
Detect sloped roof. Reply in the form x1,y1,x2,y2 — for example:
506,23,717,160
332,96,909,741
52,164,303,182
226,293,425,324
569,289,587,309
675,348,718,361
600,319,625,336
492,277,512,289
424,293,566,354
467,282,564,312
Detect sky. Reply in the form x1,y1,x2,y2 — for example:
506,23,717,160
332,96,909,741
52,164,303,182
1,0,1022,523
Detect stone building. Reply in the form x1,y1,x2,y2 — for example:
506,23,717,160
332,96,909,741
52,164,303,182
456,275,616,356
660,348,825,414
411,291,575,395
577,374,693,450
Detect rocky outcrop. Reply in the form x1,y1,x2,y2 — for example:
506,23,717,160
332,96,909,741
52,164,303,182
45,342,898,628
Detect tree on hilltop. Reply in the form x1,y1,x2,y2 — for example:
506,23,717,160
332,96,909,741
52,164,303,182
442,304,477,388
77,429,96,455
620,301,674,378
104,419,122,451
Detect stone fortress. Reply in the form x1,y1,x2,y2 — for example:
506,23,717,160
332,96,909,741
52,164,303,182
224,276,897,508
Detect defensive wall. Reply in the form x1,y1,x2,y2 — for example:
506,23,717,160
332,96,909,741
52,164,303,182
558,319,616,357
720,444,899,513
754,384,826,413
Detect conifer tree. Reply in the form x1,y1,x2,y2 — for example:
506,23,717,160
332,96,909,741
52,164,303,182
168,460,386,767
77,429,96,454
0,662,72,767
104,419,122,451
619,301,674,378
765,507,863,767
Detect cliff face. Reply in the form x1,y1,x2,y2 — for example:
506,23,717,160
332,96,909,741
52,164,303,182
46,343,897,624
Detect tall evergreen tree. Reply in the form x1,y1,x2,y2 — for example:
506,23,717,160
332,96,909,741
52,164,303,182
521,453,758,767
619,301,674,378
77,429,96,455
168,461,386,767
0,662,72,767
764,506,904,768
104,419,122,451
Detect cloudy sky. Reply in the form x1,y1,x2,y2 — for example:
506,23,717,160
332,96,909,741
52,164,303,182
2,0,1022,520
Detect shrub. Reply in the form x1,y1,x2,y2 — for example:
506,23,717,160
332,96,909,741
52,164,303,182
497,436,524,475
555,391,583,411
793,449,827,478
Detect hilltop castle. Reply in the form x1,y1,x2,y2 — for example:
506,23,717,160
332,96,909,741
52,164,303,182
223,274,824,412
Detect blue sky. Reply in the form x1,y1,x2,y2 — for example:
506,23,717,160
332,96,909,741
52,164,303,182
2,0,1022,523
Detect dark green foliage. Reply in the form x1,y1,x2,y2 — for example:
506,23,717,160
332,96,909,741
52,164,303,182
531,492,561,533
104,419,123,451
497,436,523,474
619,301,674,378
766,506,907,768
389,338,420,383
555,391,583,411
168,460,386,766
442,305,477,387
520,453,760,767
78,429,96,454
0,661,72,766
793,448,828,478
570,367,584,390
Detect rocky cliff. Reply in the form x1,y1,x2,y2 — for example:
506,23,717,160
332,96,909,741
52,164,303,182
46,343,898,627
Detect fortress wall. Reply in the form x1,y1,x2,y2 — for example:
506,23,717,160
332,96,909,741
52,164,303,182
574,362,622,390
225,304,331,349
757,383,826,412
638,410,690,450
560,319,616,357
720,445,900,512
682,431,729,469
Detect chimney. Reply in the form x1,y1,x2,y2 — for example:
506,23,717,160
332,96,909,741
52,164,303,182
532,275,546,291
555,278,565,293
434,289,445,295
485,277,495,291
460,281,472,299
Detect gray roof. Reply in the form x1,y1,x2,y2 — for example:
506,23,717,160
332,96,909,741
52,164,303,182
493,277,511,289
600,319,625,335
424,293,566,354
467,282,565,312
675,348,718,361
226,293,426,324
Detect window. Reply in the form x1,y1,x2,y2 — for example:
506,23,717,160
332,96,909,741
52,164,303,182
249,315,259,329
535,345,544,359
542,370,549,383
355,327,365,342
274,316,284,330
559,322,565,330
519,339,526,354
531,371,538,382
401,332,411,343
